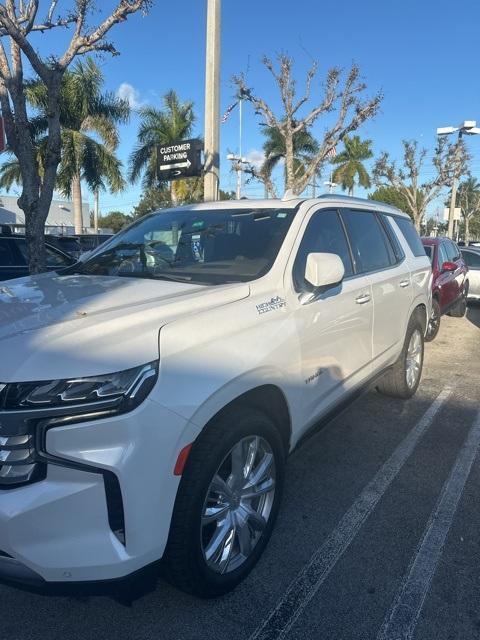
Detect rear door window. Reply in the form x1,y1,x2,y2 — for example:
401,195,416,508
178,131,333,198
340,209,392,274
393,217,426,257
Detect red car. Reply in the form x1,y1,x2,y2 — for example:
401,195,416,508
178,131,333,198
421,237,469,341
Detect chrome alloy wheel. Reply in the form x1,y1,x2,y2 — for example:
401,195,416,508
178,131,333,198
200,435,276,574
406,329,423,389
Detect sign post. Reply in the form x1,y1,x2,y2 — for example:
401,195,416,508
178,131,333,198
156,139,203,182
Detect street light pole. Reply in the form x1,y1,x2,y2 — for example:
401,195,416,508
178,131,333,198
437,120,480,239
203,0,221,202
447,130,462,239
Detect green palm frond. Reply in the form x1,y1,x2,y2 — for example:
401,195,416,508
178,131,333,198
129,90,196,188
22,57,129,201
260,124,319,184
331,135,373,195
0,158,23,191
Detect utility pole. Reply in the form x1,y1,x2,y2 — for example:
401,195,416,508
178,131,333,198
204,0,221,202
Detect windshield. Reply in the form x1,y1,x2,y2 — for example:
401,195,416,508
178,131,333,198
74,207,297,285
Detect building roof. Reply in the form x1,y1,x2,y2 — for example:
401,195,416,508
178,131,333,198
0,194,89,228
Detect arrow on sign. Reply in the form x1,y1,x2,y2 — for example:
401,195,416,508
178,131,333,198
159,159,192,171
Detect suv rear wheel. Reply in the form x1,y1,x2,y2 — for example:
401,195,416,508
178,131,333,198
377,314,424,399
163,408,285,597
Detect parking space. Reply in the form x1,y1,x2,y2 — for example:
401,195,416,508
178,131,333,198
3,304,480,640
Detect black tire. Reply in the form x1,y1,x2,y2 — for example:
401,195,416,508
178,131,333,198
162,407,286,597
376,313,424,399
425,298,441,342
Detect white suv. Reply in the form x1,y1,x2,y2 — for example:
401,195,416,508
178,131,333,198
0,195,430,596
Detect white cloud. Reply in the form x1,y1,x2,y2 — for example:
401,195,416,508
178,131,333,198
245,149,265,169
117,82,142,109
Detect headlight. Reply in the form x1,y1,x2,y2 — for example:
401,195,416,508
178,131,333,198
1,361,158,411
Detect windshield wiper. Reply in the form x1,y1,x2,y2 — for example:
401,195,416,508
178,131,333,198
117,271,206,284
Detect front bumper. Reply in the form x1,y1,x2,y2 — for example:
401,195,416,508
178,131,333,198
0,398,200,584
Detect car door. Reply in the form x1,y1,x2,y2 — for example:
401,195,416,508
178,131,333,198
340,209,412,369
285,208,373,427
0,238,28,281
437,241,459,310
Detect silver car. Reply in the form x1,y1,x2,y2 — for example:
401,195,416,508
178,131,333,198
461,247,480,300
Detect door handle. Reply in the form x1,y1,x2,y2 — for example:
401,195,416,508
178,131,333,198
355,293,371,304
399,280,410,288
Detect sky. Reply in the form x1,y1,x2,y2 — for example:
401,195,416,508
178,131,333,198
3,0,480,218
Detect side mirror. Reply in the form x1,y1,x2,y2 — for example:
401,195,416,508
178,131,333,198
305,252,345,288
441,261,457,272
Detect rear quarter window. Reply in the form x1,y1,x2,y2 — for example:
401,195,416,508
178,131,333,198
392,216,426,257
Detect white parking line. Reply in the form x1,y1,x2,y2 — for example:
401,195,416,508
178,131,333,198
249,387,453,640
376,406,480,640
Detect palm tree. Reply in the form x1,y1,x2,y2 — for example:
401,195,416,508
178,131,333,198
331,136,373,196
457,177,480,243
23,58,129,233
260,125,319,195
129,90,196,204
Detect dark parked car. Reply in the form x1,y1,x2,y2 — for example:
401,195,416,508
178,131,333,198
0,230,75,281
45,235,82,259
421,236,469,341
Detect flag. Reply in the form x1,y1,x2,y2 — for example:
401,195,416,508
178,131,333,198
326,146,336,159
221,101,239,124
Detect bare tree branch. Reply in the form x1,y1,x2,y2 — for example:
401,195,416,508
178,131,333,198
233,54,382,195
373,139,470,230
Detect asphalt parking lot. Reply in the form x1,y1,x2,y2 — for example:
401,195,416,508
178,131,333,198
3,303,480,640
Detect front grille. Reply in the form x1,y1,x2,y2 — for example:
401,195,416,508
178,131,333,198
0,434,37,485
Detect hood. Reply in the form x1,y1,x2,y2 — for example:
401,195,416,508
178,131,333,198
0,273,249,382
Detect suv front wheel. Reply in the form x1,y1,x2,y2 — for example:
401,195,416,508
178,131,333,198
163,408,285,597
377,314,424,399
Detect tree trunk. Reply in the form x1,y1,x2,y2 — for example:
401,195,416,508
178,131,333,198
465,216,470,244
348,186,354,196
284,129,295,193
72,173,83,234
23,199,47,274
8,70,64,273
414,214,422,232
